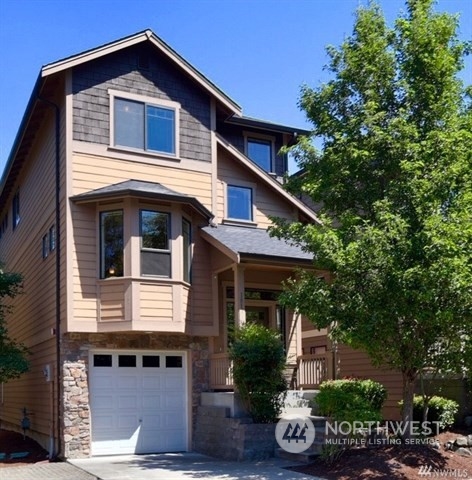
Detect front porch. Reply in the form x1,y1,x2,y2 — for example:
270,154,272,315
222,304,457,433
209,351,334,390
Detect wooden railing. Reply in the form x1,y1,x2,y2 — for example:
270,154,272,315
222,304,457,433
209,352,331,390
297,353,329,388
209,353,233,389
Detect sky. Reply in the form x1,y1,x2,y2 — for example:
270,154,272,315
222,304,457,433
0,0,471,177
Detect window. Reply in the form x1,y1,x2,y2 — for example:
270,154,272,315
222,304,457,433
113,94,178,156
247,138,272,171
143,355,160,368
166,355,183,368
49,225,56,252
140,210,171,277
100,210,123,278
182,218,191,283
42,234,49,259
118,355,136,367
227,185,253,221
93,354,112,367
12,190,20,229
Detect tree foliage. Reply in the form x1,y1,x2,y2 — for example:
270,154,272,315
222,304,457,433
272,0,472,434
0,265,29,383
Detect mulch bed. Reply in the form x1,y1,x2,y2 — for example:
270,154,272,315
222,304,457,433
0,429,49,467
290,429,472,479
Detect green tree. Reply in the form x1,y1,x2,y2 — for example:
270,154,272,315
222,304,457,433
272,0,472,438
0,265,29,382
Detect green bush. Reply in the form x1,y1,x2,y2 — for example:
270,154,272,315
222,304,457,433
314,378,387,465
229,323,287,423
411,395,459,430
315,378,387,421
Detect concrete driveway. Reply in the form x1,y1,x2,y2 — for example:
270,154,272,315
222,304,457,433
71,452,325,480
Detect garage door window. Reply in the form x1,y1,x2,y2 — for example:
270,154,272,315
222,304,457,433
93,354,112,367
166,356,183,368
142,355,160,367
118,355,136,367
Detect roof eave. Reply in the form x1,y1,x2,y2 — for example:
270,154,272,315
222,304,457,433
71,188,213,220
240,253,313,266
41,29,241,115
215,134,322,225
226,115,311,136
0,72,43,199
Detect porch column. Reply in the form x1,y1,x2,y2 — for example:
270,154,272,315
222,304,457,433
233,264,246,328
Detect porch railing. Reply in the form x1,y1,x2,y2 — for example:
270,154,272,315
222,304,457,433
209,353,233,389
297,353,329,388
209,352,331,390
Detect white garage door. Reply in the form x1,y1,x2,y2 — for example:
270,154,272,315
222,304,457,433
89,350,188,456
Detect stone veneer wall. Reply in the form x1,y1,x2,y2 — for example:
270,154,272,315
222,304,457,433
61,332,209,458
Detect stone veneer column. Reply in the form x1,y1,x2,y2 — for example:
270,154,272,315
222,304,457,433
63,362,90,458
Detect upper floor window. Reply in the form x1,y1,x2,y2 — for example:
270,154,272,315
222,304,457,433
246,137,273,172
140,210,171,277
182,218,191,283
12,190,20,230
227,185,253,222
100,210,123,279
49,225,56,251
42,234,49,259
110,90,180,157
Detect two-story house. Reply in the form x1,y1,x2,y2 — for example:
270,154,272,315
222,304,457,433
0,30,333,459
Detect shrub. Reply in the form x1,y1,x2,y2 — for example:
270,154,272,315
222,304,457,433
411,395,459,430
314,378,387,465
315,378,387,420
229,323,287,423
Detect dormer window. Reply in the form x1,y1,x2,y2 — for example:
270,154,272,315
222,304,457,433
244,134,275,173
109,90,180,157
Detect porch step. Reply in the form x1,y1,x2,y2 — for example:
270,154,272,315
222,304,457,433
275,440,324,463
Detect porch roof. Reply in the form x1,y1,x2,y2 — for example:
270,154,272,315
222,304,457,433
201,224,313,265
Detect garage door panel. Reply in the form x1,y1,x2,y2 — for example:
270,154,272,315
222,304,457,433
141,375,162,389
117,376,138,389
118,395,138,409
142,394,162,408
90,351,187,455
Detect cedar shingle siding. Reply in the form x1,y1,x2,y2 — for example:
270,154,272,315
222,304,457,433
72,45,212,162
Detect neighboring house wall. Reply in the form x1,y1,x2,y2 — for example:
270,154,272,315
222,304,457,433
0,105,65,449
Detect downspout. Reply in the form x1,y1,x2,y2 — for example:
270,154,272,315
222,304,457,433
37,97,61,459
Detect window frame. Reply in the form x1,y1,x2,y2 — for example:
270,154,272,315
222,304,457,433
99,209,124,279
182,217,192,284
109,89,180,158
139,208,172,278
42,233,49,259
244,132,276,173
12,190,20,230
226,183,255,223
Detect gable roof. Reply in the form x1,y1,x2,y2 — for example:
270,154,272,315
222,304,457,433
201,224,313,265
71,179,213,220
0,29,241,207
216,133,322,225
42,29,241,115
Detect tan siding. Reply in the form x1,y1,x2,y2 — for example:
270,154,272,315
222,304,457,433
72,153,212,209
190,229,213,329
337,344,403,421
98,281,125,321
0,107,62,448
217,149,295,227
139,283,173,319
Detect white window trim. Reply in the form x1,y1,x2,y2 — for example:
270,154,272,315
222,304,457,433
243,131,276,173
108,89,181,159
224,180,257,226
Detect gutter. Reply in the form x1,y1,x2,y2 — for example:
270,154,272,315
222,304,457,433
37,97,61,460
